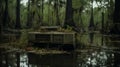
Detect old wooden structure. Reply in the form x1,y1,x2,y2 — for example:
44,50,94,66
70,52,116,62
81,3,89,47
28,31,76,50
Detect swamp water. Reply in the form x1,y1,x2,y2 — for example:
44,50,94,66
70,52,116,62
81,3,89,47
0,33,120,67
0,48,120,67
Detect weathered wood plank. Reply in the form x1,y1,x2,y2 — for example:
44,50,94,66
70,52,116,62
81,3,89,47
28,32,76,47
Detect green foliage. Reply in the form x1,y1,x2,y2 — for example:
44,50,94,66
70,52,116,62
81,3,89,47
66,25,73,31
0,0,114,31
0,0,116,48
18,29,28,48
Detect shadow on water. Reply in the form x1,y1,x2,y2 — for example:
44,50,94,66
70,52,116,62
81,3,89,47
0,33,120,67
0,49,120,67
28,53,76,67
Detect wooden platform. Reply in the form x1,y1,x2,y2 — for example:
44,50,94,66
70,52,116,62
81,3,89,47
28,32,76,49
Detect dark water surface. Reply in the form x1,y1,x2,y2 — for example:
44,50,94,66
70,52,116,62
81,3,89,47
0,49,120,67
0,34,120,67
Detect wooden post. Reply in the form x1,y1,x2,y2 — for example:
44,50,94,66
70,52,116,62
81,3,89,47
63,34,65,50
73,33,76,49
51,34,53,43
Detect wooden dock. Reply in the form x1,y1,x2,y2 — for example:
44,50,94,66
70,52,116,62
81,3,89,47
28,31,76,50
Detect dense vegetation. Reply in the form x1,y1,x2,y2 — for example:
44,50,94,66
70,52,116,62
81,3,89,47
0,0,120,47
0,0,118,30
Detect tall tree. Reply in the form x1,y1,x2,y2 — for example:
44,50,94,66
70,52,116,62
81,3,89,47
106,0,114,33
54,0,60,25
113,0,120,23
64,0,75,28
0,1,4,33
101,12,104,33
3,0,9,28
15,0,21,29
108,0,120,66
110,0,120,34
88,0,94,31
41,0,44,25
26,0,31,28
0,1,4,39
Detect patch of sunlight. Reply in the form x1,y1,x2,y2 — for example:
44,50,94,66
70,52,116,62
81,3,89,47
21,0,28,6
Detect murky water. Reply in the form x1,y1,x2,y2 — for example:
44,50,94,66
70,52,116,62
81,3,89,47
0,33,120,67
0,49,120,67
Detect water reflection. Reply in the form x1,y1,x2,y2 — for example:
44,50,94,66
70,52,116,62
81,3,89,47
89,32,94,44
0,50,28,67
77,50,116,67
28,53,76,67
0,34,120,67
0,48,120,67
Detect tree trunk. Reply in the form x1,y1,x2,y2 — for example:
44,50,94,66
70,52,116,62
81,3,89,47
48,0,50,25
55,0,60,26
41,0,44,25
88,7,94,31
0,1,3,34
26,0,31,28
101,12,104,33
15,0,21,29
101,12,104,45
64,0,75,28
110,0,120,34
3,0,8,28
114,0,120,23
110,0,120,66
0,1,4,39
